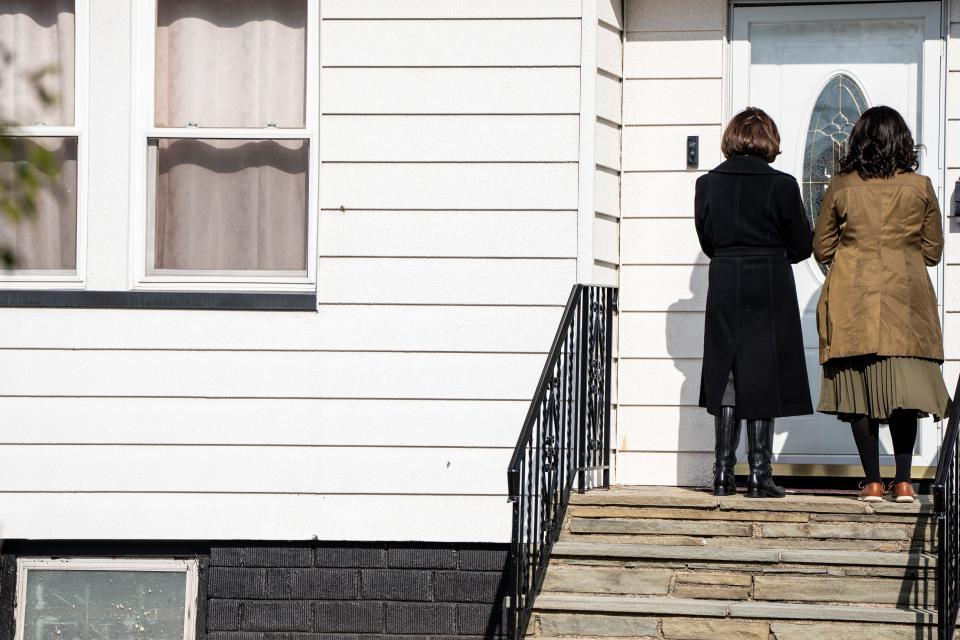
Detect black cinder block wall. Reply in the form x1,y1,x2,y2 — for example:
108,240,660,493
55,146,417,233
1,542,510,640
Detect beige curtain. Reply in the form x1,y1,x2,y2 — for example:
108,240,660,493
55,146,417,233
0,136,78,270
154,138,307,271
156,0,306,128
0,1,75,126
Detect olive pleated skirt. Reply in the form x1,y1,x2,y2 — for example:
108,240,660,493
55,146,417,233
818,355,952,422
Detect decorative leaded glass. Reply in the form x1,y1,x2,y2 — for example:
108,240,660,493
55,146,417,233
801,74,869,232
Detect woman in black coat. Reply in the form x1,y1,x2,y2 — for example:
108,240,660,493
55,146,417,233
695,107,814,498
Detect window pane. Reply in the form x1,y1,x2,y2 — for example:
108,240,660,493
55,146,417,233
151,138,308,272
0,1,75,126
23,569,187,640
0,136,77,272
156,0,307,128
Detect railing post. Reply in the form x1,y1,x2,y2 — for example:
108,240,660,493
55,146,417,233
602,288,615,490
576,286,588,494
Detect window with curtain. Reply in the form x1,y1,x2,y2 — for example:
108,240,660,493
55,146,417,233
146,0,312,281
0,0,78,276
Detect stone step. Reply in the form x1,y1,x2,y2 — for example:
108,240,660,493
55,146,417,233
532,610,947,639
570,516,932,543
570,487,934,516
565,532,931,553
532,593,935,624
542,559,934,607
552,541,937,568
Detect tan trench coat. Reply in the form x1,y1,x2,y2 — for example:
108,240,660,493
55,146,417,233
813,171,944,365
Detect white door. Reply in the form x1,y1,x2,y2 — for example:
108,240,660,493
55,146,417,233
731,2,945,478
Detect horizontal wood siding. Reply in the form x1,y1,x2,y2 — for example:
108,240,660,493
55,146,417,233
946,0,960,410
0,0,585,542
592,0,623,287
617,0,725,486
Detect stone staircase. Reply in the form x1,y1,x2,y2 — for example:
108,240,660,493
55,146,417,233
527,487,949,640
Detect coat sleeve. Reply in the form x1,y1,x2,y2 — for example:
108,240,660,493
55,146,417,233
813,182,840,265
921,177,944,267
694,174,715,259
775,176,813,264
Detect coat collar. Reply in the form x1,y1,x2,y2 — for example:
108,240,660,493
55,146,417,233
710,155,780,175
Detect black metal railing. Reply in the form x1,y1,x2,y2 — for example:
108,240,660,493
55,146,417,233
506,284,616,640
935,373,960,639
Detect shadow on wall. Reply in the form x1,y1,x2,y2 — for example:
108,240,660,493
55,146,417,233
665,262,712,488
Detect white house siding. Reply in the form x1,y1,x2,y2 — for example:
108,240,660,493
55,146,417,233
616,0,725,486
0,0,585,542
945,0,960,402
593,0,623,287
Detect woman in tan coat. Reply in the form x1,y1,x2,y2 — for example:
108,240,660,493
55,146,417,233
814,106,951,503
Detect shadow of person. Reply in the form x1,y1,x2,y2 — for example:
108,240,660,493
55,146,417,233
665,258,713,489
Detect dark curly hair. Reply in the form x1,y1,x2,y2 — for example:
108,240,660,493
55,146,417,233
840,106,919,179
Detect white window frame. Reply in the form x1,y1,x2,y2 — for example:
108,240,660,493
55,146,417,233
14,557,199,640
0,0,89,289
129,0,320,292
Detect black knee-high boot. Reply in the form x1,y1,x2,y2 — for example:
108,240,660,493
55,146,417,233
713,406,740,496
746,419,785,498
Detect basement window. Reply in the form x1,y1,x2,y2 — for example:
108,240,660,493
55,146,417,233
14,558,198,640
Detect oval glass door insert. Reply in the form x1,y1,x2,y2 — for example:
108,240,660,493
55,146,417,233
801,74,869,232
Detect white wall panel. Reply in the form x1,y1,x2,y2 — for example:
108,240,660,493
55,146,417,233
317,258,575,305
622,126,722,171
321,116,579,162
595,168,622,217
322,0,581,19
0,350,544,400
624,32,723,79
0,494,513,542
946,265,960,310
619,311,703,358
319,210,577,258
322,19,580,67
598,24,624,77
619,265,708,311
1,398,526,447
596,120,622,171
0,445,511,494
0,305,564,352
945,313,960,356
625,0,726,32
948,120,960,168
616,451,712,486
320,163,579,210
321,68,581,114
593,216,620,265
622,171,705,217
619,357,701,406
599,0,625,30
597,74,623,124
617,406,714,452
623,79,723,125
621,218,705,264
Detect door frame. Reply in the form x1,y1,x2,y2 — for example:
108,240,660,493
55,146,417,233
727,1,948,478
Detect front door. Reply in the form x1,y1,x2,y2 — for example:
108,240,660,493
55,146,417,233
730,2,945,478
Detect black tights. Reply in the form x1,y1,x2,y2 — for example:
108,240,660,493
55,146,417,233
850,411,918,484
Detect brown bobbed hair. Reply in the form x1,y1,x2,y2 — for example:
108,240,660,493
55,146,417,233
840,106,919,180
721,107,781,163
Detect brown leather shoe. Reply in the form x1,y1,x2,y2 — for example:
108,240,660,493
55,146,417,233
892,481,916,503
858,482,884,502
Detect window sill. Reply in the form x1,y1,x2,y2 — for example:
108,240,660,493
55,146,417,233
0,290,317,311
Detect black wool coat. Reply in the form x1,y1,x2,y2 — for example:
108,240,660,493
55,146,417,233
694,155,814,419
